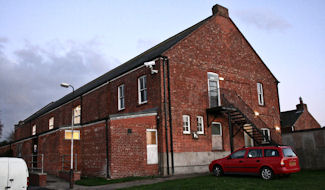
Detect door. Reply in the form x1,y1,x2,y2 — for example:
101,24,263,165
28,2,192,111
208,72,220,108
245,149,263,173
8,158,28,190
0,158,9,189
32,138,38,169
146,129,158,164
223,149,247,173
211,122,223,150
244,124,254,147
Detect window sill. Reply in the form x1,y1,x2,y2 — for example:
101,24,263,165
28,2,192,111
118,108,125,112
137,101,148,107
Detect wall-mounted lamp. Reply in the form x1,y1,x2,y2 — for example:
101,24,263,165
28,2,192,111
275,126,281,131
254,111,259,116
219,77,224,81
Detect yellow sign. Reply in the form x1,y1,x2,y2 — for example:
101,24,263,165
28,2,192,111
65,130,80,140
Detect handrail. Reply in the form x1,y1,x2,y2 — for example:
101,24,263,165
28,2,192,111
24,154,44,174
61,154,78,171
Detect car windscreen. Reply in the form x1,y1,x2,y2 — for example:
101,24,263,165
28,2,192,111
282,148,296,157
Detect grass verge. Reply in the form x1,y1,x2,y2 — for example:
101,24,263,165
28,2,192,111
123,170,325,190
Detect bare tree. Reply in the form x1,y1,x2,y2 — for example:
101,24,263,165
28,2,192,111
7,130,15,142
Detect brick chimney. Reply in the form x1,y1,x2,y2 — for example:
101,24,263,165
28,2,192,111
296,97,308,111
212,4,229,18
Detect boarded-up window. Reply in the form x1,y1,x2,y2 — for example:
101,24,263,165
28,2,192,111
146,129,158,164
146,130,157,145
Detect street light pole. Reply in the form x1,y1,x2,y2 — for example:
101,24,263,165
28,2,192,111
60,83,75,189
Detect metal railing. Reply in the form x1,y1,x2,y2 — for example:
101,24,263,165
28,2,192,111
209,88,277,145
61,154,78,171
24,154,44,174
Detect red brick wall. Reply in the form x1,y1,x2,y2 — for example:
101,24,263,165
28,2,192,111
80,122,107,177
38,130,65,175
163,13,281,152
109,115,158,178
294,111,321,131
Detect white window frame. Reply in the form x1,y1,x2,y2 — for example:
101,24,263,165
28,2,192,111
49,117,54,130
182,115,191,134
257,82,264,106
207,72,221,107
211,122,222,136
261,128,271,143
32,125,36,135
73,105,81,125
197,116,204,134
138,75,147,104
118,84,125,110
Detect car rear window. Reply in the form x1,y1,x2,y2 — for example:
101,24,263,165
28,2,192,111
264,149,279,157
282,148,297,157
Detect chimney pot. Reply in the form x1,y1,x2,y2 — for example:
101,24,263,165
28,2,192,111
212,4,229,17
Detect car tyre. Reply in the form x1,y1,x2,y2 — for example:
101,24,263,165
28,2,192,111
260,167,273,180
213,165,223,177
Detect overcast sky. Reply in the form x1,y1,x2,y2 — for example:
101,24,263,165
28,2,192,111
0,0,324,140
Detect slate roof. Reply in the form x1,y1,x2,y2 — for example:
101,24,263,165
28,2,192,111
280,110,303,128
22,16,213,124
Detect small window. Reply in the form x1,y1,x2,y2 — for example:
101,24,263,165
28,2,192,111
49,117,54,130
264,149,279,157
211,122,222,136
231,150,246,159
257,83,264,105
118,84,125,110
32,125,36,135
73,105,81,125
197,116,204,134
138,75,147,104
261,128,270,143
247,149,263,158
182,115,190,134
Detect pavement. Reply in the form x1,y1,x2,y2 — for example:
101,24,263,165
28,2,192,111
28,173,208,190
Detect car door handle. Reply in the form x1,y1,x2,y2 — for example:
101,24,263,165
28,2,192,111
239,161,243,163
9,179,14,182
256,160,260,162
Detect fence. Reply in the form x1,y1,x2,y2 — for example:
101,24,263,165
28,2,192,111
24,154,44,174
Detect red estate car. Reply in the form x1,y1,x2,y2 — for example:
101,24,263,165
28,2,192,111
209,146,300,180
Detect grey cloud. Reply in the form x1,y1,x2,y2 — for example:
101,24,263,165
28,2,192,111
0,39,120,139
234,9,291,31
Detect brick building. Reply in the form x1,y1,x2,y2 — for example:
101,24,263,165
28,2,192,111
281,97,321,133
0,4,282,178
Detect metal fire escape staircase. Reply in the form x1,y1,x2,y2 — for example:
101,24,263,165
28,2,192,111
207,88,278,150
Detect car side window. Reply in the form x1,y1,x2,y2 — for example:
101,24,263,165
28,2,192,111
230,150,246,159
247,149,262,158
264,149,279,157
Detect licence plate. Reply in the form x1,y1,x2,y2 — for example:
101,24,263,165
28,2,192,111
289,161,296,166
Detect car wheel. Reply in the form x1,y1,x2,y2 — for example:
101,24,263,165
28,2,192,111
213,165,223,177
260,167,273,180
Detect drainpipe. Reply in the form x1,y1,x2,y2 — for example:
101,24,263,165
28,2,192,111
166,58,175,174
105,117,110,178
162,58,170,175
